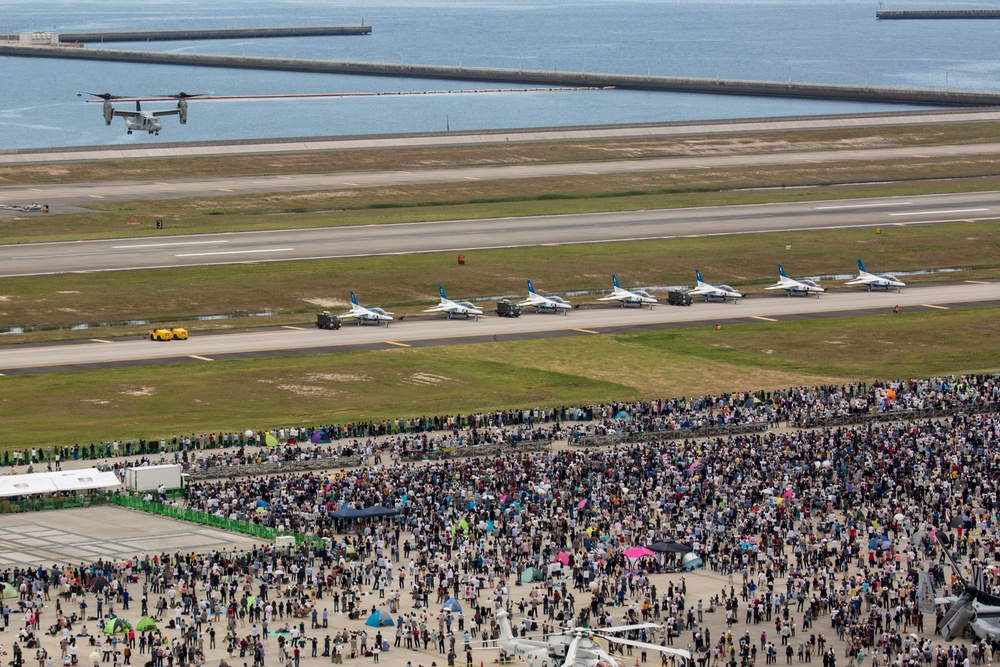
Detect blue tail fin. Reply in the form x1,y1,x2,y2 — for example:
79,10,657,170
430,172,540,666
439,285,447,300
527,279,536,295
612,274,620,289
778,264,787,278
857,259,866,273
695,269,704,284
350,291,359,306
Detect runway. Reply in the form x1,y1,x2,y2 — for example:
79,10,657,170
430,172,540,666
4,108,1000,165
1,190,998,277
1,282,996,375
4,141,1000,216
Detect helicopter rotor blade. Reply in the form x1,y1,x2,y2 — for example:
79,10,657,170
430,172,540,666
594,635,691,660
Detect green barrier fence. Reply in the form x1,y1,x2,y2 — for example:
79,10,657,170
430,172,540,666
111,495,321,546
0,492,114,514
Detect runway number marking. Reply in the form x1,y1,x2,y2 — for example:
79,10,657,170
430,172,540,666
89,339,114,344
573,328,600,335
385,341,411,347
751,316,779,322
189,355,214,361
921,304,949,310
175,248,294,257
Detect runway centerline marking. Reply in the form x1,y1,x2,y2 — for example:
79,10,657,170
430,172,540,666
921,304,949,310
189,355,214,361
889,208,988,216
573,328,600,334
342,182,359,186
385,341,411,347
88,195,104,199
802,159,823,163
276,176,292,180
175,248,294,257
965,280,991,285
464,177,481,181
217,188,234,192
112,241,227,249
814,202,911,210
89,339,114,344
751,315,779,322
282,325,308,330
581,171,598,175
912,154,930,158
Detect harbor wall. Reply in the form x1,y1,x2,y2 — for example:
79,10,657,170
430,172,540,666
3,44,1000,107
57,25,371,42
877,10,1000,19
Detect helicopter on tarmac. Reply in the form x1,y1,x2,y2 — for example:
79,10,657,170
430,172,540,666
494,610,691,667
81,92,204,135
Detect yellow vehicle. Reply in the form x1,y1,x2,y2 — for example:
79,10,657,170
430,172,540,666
149,328,188,341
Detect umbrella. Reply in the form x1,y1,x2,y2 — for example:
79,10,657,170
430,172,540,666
0,582,16,599
104,618,132,635
256,500,269,508
894,513,905,522
136,617,158,633
265,434,279,447
868,535,891,550
622,546,656,560
555,551,570,566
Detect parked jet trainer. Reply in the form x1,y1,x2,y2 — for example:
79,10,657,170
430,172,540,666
766,264,826,297
597,274,657,308
688,269,743,303
340,291,394,326
518,279,572,314
846,259,905,292
423,285,483,320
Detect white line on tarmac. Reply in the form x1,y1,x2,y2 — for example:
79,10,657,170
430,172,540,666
175,248,294,257
814,202,911,210
889,208,988,216
112,241,228,249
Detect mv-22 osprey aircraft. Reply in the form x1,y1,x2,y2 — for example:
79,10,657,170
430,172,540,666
83,92,203,135
493,610,690,667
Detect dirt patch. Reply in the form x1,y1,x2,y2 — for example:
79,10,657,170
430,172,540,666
401,373,452,386
0,296,13,302
118,386,156,397
274,383,340,398
302,372,368,383
57,291,81,294
302,298,350,308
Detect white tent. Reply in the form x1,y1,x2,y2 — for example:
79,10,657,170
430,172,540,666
0,467,120,498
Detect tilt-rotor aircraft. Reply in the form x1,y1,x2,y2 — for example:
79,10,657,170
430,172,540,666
845,259,905,292
687,269,743,303
341,292,394,326
422,285,483,320
596,274,657,308
765,264,825,297
518,280,572,314
83,92,202,135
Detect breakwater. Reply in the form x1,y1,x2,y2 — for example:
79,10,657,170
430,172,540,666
0,25,371,43
3,44,1000,106
877,10,1000,19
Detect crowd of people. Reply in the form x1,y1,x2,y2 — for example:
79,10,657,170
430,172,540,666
2,373,1000,667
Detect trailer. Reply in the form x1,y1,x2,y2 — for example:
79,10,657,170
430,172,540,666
123,463,183,492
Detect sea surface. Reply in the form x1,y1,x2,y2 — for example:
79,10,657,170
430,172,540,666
2,0,1000,149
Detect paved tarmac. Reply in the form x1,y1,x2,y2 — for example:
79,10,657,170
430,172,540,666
1,282,996,375
2,191,999,277
3,142,1000,217
3,108,1000,165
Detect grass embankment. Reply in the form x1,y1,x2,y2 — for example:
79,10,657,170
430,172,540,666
4,121,1000,187
2,221,999,342
1,307,997,450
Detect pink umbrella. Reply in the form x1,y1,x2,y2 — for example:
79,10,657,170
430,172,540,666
555,551,570,566
622,546,656,560
782,488,795,500
577,499,587,509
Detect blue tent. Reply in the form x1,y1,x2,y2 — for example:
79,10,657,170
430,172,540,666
442,598,462,613
365,610,395,627
868,535,891,550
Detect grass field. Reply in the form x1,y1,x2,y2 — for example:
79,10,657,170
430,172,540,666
2,307,998,450
2,220,999,341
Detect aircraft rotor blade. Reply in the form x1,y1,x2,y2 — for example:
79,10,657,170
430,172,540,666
594,636,691,660
561,637,581,667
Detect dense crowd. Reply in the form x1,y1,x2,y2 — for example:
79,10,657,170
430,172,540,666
3,374,1000,667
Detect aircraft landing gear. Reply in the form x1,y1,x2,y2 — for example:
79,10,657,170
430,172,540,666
127,130,132,135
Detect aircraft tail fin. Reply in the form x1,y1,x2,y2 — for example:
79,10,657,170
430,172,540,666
350,291,359,306
695,269,705,285
857,258,867,273
917,571,935,615
527,279,536,295
496,610,515,652
778,264,787,278
612,274,621,289
439,285,447,301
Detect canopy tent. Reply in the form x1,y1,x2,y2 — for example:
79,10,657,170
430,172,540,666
649,541,693,554
331,504,398,520
365,610,394,627
103,618,131,635
0,467,120,498
520,567,544,583
136,617,158,633
681,553,703,571
622,546,656,560
0,582,16,599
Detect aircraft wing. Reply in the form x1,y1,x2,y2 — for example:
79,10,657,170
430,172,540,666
423,304,448,313
764,283,790,290
688,285,714,295
596,294,623,301
112,110,142,119
152,109,181,117
844,276,869,285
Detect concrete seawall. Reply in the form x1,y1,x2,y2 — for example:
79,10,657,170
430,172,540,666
877,10,1000,19
0,26,371,42
3,44,1000,106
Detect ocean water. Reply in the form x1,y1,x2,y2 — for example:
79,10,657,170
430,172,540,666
2,0,1000,149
